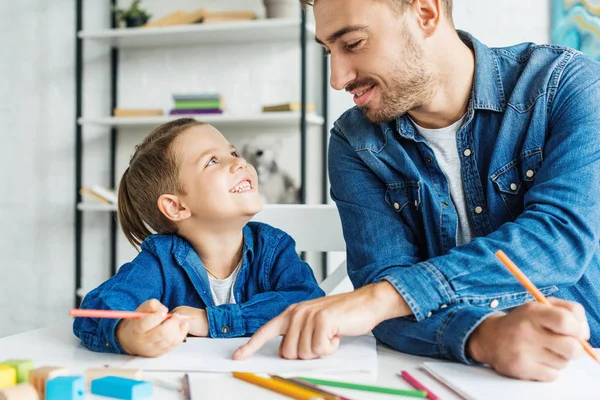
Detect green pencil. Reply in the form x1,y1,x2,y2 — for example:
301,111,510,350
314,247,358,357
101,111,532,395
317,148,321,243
295,377,427,398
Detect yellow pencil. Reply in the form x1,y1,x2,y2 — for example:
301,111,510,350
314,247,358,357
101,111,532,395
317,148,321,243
232,372,324,400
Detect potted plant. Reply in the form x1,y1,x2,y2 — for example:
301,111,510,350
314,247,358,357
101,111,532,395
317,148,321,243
113,0,151,28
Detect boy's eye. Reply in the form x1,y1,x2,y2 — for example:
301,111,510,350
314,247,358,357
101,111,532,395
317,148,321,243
207,157,218,166
231,150,240,157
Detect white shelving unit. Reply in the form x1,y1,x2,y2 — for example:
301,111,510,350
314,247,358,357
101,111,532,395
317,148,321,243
79,111,324,129
79,18,315,47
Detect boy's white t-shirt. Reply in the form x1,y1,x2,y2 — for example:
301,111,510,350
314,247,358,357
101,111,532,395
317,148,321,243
208,260,242,306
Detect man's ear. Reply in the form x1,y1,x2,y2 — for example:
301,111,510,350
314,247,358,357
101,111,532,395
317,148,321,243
411,0,441,37
157,194,191,222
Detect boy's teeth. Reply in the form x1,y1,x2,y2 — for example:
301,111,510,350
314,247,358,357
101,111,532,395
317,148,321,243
232,181,251,193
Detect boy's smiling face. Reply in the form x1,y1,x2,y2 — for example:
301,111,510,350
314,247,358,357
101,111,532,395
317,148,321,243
173,124,263,224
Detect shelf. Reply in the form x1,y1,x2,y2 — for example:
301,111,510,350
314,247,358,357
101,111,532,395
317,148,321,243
78,18,316,48
77,203,117,212
78,112,324,129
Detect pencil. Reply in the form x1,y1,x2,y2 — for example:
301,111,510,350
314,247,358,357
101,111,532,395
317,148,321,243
295,377,427,398
495,250,599,363
183,373,191,400
233,372,324,400
69,308,195,320
270,375,345,400
399,371,439,400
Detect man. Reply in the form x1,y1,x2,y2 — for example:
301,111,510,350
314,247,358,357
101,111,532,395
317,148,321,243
234,0,600,381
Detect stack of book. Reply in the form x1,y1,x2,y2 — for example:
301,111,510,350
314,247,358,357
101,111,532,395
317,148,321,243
80,186,117,204
169,93,224,115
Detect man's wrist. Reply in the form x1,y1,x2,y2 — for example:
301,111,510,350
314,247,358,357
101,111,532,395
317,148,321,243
467,313,502,364
368,281,412,322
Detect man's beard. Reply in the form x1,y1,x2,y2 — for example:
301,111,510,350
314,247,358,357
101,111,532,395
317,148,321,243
361,38,436,124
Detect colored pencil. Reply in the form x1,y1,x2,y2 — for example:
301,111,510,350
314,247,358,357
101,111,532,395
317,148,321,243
270,375,346,400
69,308,193,320
183,373,191,400
233,372,324,400
495,250,599,363
399,371,439,400
295,377,427,398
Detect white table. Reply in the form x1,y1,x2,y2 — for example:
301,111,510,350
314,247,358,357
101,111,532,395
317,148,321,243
0,321,462,399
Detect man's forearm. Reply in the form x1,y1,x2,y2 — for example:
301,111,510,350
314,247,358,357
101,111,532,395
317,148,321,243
369,280,413,322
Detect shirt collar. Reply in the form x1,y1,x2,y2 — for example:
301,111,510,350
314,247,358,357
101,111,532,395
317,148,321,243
392,30,506,140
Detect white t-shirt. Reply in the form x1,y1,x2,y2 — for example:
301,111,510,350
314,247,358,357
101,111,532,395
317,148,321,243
208,260,242,306
411,115,476,245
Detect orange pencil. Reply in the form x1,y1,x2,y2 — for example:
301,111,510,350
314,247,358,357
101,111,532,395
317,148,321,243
232,372,324,400
495,250,599,363
69,308,176,319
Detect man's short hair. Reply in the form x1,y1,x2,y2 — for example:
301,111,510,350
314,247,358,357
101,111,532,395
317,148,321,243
299,0,453,20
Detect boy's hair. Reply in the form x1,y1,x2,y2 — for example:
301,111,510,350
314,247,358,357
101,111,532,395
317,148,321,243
117,118,205,249
299,0,453,20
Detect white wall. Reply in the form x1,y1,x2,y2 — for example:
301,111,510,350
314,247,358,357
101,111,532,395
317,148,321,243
0,0,551,338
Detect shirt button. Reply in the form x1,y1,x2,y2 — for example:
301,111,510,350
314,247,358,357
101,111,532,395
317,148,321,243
394,202,400,210
414,200,418,208
489,299,499,308
105,342,110,348
526,170,535,178
426,311,433,318
510,183,517,191
463,149,472,157
426,157,433,163
440,304,448,309
442,201,449,207
221,325,230,334
475,206,483,214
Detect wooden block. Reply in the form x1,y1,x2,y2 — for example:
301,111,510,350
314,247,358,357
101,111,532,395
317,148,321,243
0,366,16,389
0,360,34,383
46,376,85,400
0,383,39,400
84,368,142,387
91,376,152,400
28,367,68,398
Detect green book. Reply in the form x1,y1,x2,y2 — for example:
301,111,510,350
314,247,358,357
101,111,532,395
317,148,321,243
174,100,221,110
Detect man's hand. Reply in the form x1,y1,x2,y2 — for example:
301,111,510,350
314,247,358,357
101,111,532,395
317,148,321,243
233,281,410,360
116,299,189,357
171,306,209,337
468,298,590,381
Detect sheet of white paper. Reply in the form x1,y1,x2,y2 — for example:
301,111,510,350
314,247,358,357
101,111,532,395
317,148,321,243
422,356,600,400
123,335,377,374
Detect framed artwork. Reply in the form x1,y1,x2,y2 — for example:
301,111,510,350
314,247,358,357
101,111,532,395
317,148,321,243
551,0,600,61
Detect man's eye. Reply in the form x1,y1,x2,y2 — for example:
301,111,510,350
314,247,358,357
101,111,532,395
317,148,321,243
346,40,364,50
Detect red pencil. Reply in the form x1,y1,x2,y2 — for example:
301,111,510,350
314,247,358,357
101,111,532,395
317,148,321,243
399,371,439,400
69,308,176,319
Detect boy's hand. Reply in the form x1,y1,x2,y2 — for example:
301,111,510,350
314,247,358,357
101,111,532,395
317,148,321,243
116,299,189,357
171,306,209,337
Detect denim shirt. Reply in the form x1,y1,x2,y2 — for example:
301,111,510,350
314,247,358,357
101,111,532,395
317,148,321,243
73,222,324,354
329,31,600,364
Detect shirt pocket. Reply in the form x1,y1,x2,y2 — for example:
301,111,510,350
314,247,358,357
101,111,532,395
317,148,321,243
490,149,543,220
385,181,421,218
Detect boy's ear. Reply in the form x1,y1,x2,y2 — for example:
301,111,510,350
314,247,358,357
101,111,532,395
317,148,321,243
157,194,191,222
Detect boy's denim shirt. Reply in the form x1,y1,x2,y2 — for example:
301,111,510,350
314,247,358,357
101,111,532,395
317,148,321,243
329,31,600,364
73,222,324,354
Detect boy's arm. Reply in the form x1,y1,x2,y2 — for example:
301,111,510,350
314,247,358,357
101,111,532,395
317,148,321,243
205,233,324,338
72,251,165,354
